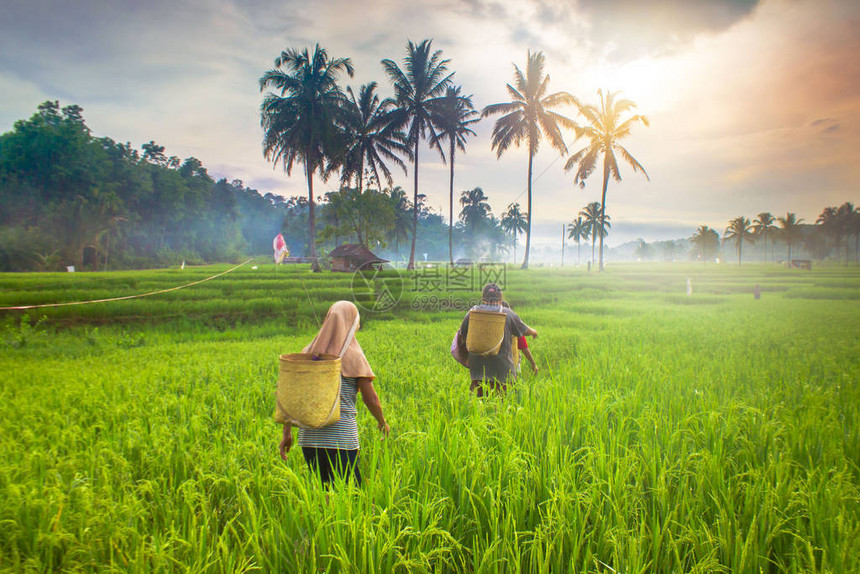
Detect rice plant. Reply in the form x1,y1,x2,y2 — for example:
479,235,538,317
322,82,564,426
0,263,858,572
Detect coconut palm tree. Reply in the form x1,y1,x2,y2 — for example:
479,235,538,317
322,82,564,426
259,45,354,269
816,206,840,260
482,51,577,269
340,82,409,193
777,212,804,264
382,39,454,270
567,216,587,266
724,216,754,266
690,225,720,265
564,90,649,271
580,201,606,267
459,187,492,238
843,202,860,263
820,202,857,263
836,202,857,263
430,85,479,265
751,212,776,263
501,202,528,264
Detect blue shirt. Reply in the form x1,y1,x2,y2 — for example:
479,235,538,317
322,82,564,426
298,376,360,450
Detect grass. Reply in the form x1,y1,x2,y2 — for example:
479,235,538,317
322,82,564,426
0,261,858,572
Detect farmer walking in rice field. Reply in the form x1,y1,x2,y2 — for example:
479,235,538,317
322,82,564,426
455,283,537,397
278,301,389,487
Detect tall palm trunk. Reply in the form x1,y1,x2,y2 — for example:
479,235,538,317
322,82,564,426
306,160,319,271
737,239,742,266
591,235,596,267
577,240,581,266
408,139,419,270
598,159,610,271
356,161,363,246
448,138,455,265
522,151,534,269
513,230,517,264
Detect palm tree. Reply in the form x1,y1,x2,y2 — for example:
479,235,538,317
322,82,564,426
564,90,649,271
459,187,492,240
501,202,528,264
751,212,776,263
777,212,804,264
819,202,857,263
836,202,857,263
724,216,754,266
259,45,354,269
844,203,860,263
430,85,479,265
816,206,839,260
690,226,721,265
580,201,605,267
567,216,587,266
382,39,454,270
340,82,409,193
482,51,577,269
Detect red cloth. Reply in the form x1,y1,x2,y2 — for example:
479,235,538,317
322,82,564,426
273,233,288,263
273,233,286,251
517,335,528,350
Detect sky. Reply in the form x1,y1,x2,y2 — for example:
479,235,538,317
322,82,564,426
1,0,858,247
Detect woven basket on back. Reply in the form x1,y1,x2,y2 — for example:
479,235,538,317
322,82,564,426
466,310,506,356
274,353,341,428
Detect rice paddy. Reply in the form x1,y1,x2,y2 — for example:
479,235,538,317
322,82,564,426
1,262,858,572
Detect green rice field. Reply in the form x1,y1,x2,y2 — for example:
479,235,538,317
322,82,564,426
1,261,858,573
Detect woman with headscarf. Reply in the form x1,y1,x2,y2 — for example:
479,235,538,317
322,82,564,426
279,301,389,487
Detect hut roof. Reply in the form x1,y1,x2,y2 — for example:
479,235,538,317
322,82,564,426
329,243,388,264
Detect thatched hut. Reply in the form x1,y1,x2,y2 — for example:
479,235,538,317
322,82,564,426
329,244,388,272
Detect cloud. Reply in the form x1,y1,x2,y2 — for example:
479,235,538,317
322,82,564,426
576,0,762,60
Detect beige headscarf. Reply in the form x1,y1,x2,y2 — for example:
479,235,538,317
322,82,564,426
302,300,374,380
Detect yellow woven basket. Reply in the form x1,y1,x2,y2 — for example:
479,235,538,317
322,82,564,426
274,353,341,428
466,310,506,356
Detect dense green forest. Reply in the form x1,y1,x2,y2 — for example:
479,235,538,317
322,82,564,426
0,101,288,271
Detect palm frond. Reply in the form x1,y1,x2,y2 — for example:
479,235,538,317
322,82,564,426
615,144,650,181
605,150,621,182
482,101,521,118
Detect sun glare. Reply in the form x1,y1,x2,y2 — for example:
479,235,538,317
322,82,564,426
581,57,682,114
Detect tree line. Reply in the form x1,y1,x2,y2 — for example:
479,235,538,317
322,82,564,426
0,101,284,271
281,184,517,264
561,202,859,267
259,41,649,271
683,206,859,265
0,99,527,271
5,38,855,272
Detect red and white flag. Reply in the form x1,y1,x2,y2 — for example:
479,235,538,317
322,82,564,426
273,233,289,263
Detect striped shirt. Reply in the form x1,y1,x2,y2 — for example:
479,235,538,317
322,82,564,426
298,376,360,450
